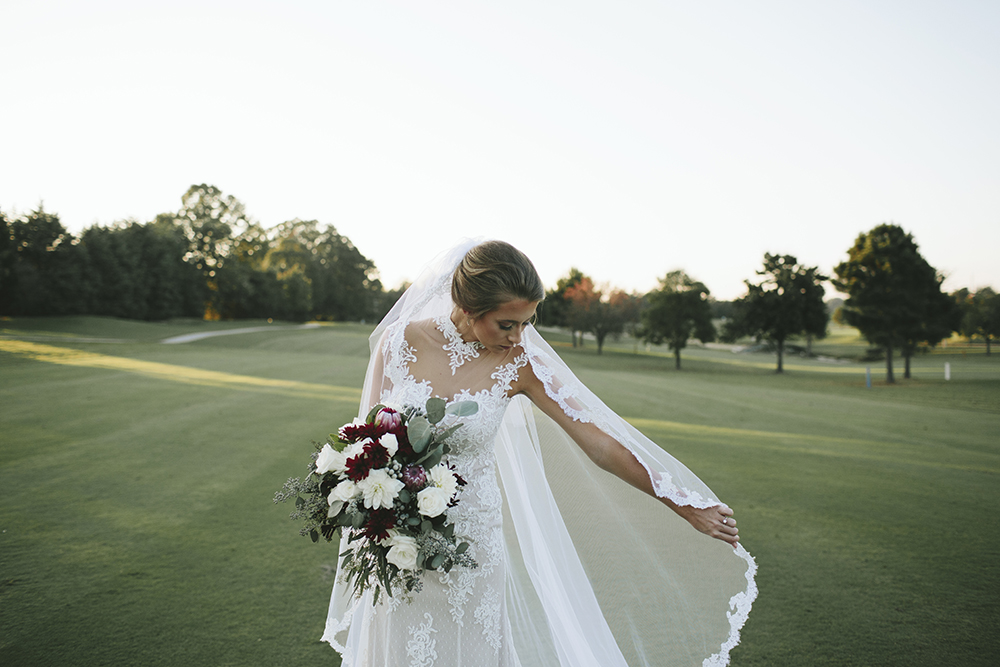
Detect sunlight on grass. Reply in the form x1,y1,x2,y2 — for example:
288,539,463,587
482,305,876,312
2,318,998,667
0,340,361,403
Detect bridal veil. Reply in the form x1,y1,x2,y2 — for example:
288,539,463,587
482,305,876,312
323,239,757,667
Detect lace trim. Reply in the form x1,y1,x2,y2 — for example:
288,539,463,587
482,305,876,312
434,315,484,375
320,602,355,657
704,544,759,667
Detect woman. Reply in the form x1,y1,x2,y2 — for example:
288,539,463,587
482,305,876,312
322,240,756,667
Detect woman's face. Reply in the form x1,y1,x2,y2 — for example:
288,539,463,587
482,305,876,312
469,299,539,354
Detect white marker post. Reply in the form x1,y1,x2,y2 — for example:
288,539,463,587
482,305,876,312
866,366,871,388
945,362,951,381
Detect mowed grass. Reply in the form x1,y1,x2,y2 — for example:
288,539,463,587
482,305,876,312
2,317,998,666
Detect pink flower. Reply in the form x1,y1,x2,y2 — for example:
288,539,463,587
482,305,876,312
401,465,427,490
374,407,404,436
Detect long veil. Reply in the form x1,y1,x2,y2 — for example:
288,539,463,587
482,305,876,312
323,239,757,667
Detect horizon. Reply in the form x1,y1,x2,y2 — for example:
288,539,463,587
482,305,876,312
3,1,997,300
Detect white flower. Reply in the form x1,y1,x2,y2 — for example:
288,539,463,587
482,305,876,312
330,479,359,503
428,464,458,498
315,444,347,475
380,433,399,457
343,441,366,460
357,468,404,510
416,486,449,517
385,534,419,570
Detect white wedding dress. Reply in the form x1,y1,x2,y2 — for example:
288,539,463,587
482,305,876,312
322,241,756,667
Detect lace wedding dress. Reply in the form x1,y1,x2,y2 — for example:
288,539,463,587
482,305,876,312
322,241,757,667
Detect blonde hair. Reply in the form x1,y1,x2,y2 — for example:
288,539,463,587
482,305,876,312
451,241,544,317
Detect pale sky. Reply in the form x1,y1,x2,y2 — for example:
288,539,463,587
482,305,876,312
2,0,997,300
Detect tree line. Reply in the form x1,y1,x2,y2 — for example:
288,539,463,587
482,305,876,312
3,198,997,382
0,185,397,323
541,223,999,382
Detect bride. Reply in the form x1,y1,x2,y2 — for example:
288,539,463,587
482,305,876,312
321,240,756,667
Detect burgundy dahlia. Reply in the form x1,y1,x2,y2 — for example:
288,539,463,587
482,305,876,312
339,421,378,443
362,508,397,542
363,440,390,469
345,454,374,482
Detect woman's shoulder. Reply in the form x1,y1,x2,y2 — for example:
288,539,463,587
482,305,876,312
381,318,444,352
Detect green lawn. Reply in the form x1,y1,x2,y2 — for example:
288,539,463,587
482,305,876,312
2,317,998,666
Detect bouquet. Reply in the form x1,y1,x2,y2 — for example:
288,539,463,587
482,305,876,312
275,397,479,603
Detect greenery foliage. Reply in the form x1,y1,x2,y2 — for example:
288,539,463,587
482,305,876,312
563,277,640,354
0,186,387,323
640,270,715,369
955,286,1000,355
833,223,960,382
723,254,829,373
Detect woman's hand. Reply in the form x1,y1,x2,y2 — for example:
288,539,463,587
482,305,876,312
678,504,740,548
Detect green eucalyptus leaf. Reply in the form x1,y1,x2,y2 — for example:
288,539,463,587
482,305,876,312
327,500,344,518
310,529,319,543
421,520,432,534
425,397,447,424
352,511,366,529
435,424,461,442
442,523,455,539
417,443,444,468
408,417,432,452
445,400,479,417
430,554,445,570
406,516,421,526
456,541,470,554
422,448,444,469
398,489,411,504
295,496,305,509
366,404,384,424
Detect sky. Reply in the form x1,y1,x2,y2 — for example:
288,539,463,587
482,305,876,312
2,0,998,300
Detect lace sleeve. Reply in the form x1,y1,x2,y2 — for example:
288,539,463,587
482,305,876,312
520,327,717,510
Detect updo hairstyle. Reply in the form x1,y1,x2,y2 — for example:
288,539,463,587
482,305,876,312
451,241,545,318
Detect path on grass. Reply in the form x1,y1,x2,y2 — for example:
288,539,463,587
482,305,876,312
159,322,321,344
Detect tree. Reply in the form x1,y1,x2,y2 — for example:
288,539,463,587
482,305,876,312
541,268,588,344
0,211,14,314
956,287,1000,355
833,224,958,382
640,270,715,369
3,206,87,316
563,278,640,354
171,184,255,318
722,254,828,373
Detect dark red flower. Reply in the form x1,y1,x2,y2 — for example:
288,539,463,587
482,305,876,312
345,454,374,482
362,508,397,542
339,421,378,443
363,440,389,469
401,465,427,490
394,428,415,458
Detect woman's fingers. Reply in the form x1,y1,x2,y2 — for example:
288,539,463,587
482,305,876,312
716,507,739,546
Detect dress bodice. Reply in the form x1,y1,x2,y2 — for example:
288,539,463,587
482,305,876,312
377,315,528,468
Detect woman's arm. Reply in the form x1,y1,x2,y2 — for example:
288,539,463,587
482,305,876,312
515,361,740,547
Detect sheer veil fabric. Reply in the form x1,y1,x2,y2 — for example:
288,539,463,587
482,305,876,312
322,239,757,666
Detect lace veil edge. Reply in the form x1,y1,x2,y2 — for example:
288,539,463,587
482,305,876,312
324,238,757,667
